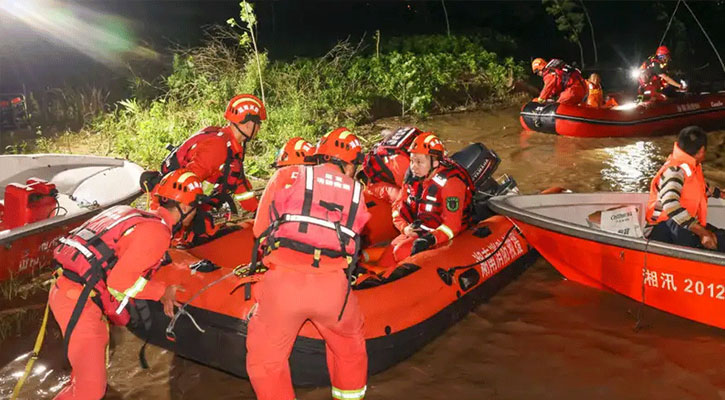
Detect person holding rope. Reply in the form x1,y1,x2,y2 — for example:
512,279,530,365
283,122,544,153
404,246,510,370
246,127,370,400
47,170,203,400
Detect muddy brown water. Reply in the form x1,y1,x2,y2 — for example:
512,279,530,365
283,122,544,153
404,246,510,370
3,106,725,400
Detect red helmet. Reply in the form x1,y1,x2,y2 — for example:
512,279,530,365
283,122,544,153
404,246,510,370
409,132,445,159
532,58,547,73
313,127,364,165
273,137,315,168
224,94,267,124
656,46,670,57
154,169,204,206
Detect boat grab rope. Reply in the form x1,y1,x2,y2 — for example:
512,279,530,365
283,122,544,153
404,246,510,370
165,266,263,341
658,0,681,47
440,225,519,278
633,238,652,332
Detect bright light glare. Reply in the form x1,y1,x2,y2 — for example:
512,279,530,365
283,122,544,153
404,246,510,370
629,67,641,81
0,0,157,68
612,102,638,111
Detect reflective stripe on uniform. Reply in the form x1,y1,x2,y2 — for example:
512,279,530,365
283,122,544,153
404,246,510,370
109,276,149,314
281,214,357,238
331,386,367,400
432,175,447,187
234,191,255,201
58,238,94,259
436,224,454,240
679,163,693,177
392,210,400,218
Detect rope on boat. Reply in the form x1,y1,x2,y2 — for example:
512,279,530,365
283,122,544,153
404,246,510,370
658,0,681,48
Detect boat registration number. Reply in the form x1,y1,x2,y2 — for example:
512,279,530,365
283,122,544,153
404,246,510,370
644,269,725,300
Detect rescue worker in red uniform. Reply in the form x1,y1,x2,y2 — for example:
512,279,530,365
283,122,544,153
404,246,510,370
359,126,422,204
645,126,725,251
146,94,266,214
247,127,371,400
271,137,315,169
384,132,473,263
532,57,588,105
49,170,204,400
638,46,685,102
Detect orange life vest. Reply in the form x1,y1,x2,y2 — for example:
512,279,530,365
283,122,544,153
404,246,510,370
586,81,603,108
646,143,708,226
266,165,366,270
544,59,586,92
638,55,668,92
54,206,170,350
399,159,474,232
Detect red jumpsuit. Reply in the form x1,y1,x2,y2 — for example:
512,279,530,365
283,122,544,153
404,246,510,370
538,68,587,105
49,207,173,400
176,126,258,212
383,165,470,264
247,164,371,400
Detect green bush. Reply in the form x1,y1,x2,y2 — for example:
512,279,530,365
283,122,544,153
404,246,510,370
36,29,524,179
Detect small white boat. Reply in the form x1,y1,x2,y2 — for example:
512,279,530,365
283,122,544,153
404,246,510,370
489,192,725,329
0,154,144,280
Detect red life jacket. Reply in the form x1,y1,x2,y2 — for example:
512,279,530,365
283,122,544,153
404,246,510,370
267,165,366,270
362,127,421,185
399,159,474,232
54,206,170,328
161,126,247,210
544,59,586,92
638,56,668,91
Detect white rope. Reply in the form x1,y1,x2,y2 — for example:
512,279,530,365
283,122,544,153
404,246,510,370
682,0,725,74
659,0,681,47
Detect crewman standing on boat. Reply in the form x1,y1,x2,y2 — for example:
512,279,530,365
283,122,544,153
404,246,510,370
638,46,685,101
49,170,202,400
645,126,725,251
531,58,588,105
246,127,370,400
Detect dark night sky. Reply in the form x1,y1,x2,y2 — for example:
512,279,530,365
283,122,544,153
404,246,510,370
1,1,724,94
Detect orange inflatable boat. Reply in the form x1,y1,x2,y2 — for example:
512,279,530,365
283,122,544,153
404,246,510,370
128,144,538,385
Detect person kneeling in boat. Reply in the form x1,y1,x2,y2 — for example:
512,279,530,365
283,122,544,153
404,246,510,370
358,126,423,203
637,46,685,102
384,132,473,263
645,126,725,251
247,127,370,400
48,170,202,400
531,57,588,106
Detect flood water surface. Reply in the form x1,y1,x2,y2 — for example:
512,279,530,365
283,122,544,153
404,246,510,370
3,107,725,399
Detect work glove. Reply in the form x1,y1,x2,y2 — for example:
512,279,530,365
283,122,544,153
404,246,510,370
410,234,436,256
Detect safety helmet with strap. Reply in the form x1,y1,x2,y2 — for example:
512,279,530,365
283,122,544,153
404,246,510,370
312,127,364,168
409,132,446,159
154,169,205,234
272,137,315,168
531,58,547,73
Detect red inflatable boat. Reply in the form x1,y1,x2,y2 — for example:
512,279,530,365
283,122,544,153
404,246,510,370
520,92,725,137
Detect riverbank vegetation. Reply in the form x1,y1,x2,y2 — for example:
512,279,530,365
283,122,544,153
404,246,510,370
29,19,523,177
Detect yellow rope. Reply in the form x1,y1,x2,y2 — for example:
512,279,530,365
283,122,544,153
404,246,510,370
10,291,52,400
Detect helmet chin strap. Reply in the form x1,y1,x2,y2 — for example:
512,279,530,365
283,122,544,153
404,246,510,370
172,203,196,235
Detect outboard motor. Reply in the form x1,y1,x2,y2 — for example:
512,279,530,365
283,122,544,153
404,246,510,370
451,143,518,222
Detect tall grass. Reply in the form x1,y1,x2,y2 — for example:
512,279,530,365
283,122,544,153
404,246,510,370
35,28,524,179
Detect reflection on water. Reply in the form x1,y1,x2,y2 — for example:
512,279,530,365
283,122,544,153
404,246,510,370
3,107,725,399
600,140,666,192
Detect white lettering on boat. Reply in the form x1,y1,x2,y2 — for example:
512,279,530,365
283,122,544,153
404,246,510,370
17,235,62,272
471,233,525,279
676,103,700,113
642,268,725,300
711,101,723,108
